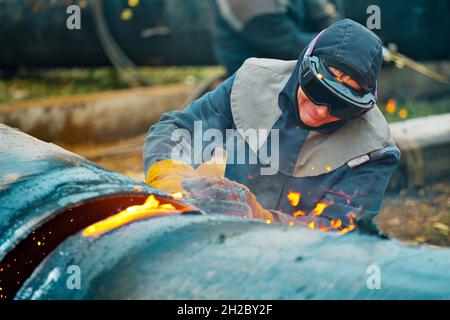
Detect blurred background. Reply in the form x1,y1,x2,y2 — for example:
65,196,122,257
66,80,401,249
0,0,448,246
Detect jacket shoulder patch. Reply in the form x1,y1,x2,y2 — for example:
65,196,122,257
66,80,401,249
347,154,371,168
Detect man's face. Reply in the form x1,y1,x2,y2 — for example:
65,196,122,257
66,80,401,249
297,87,340,127
297,66,362,127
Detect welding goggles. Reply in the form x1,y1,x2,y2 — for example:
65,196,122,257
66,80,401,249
299,55,376,120
298,30,377,121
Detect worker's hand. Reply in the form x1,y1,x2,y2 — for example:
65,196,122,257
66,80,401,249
145,159,197,194
182,176,273,221
146,148,227,195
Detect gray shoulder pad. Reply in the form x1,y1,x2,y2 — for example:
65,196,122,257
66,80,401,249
293,105,392,177
231,58,296,152
216,0,289,31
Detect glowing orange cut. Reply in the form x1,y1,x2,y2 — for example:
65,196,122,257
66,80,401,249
330,219,342,229
83,195,185,237
337,212,357,235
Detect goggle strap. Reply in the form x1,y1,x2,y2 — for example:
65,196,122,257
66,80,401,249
304,30,326,60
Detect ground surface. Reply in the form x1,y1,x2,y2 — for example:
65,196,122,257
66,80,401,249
378,183,449,247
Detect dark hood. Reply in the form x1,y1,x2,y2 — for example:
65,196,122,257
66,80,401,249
279,19,383,133
313,18,383,92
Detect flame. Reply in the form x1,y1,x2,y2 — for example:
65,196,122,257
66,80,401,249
83,195,183,237
330,219,342,229
171,192,184,199
287,192,301,206
337,212,357,235
308,221,315,230
311,201,333,217
293,210,306,217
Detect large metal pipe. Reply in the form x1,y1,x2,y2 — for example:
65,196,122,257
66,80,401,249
0,124,198,299
1,125,449,300
0,0,449,69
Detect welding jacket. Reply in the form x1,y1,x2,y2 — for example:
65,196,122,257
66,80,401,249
211,0,339,74
143,58,400,228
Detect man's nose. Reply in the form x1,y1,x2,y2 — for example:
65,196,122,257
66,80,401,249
316,105,330,118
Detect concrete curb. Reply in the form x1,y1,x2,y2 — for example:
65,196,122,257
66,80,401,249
0,84,193,144
388,113,450,190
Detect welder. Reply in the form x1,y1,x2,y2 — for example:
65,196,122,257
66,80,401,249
210,0,340,74
143,19,400,231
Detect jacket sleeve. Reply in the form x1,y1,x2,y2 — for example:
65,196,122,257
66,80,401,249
143,76,235,176
240,14,316,60
317,144,401,228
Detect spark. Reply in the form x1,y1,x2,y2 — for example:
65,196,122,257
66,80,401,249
287,192,301,207
311,201,332,216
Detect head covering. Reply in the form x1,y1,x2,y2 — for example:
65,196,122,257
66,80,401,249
310,19,383,92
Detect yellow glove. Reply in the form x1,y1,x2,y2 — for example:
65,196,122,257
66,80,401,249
145,159,197,194
145,148,227,194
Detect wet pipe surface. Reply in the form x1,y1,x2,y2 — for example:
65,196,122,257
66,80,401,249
0,193,197,300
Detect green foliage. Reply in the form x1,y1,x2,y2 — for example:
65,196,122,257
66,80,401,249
380,98,450,122
1,67,449,123
0,66,223,104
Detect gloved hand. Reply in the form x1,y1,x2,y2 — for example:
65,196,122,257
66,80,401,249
182,176,274,221
146,148,227,194
145,159,197,194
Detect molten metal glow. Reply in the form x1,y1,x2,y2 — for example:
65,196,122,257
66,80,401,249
293,210,306,217
330,219,342,229
337,213,357,235
285,189,358,235
399,108,408,119
312,201,332,216
171,192,184,199
287,192,301,207
83,195,182,237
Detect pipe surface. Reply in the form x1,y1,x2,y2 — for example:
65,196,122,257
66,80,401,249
1,125,449,300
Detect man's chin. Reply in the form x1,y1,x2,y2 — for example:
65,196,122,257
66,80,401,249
300,115,322,127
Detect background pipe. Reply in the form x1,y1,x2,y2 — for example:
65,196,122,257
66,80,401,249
0,0,449,69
